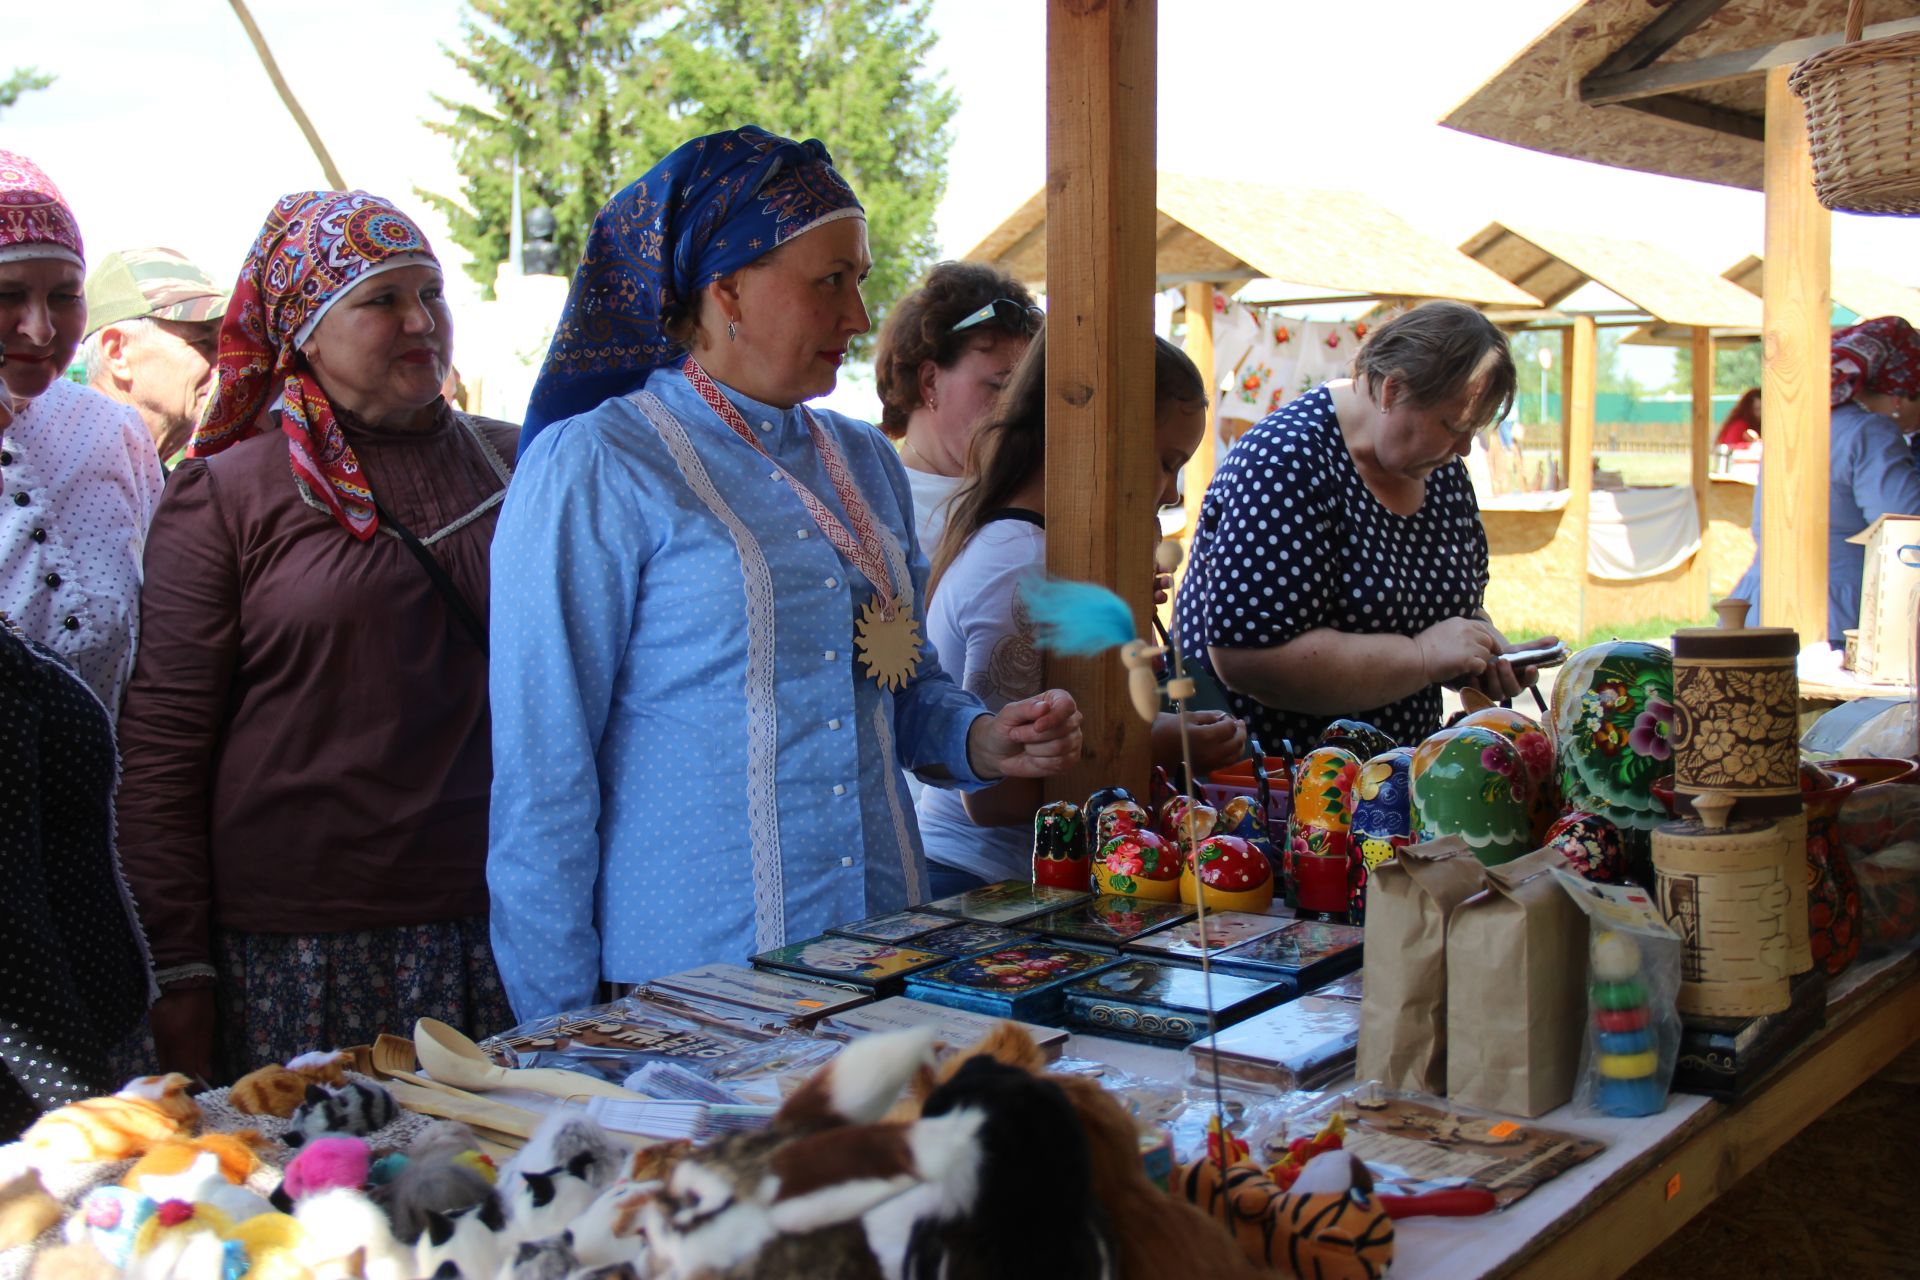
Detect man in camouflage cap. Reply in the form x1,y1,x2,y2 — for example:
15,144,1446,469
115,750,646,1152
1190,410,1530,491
82,247,228,463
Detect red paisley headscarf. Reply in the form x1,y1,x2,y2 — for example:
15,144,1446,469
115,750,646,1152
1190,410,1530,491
1831,316,1920,408
189,190,438,539
0,150,84,267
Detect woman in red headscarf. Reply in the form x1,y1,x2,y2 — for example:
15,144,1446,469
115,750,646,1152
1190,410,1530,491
1731,316,1920,645
116,191,519,1081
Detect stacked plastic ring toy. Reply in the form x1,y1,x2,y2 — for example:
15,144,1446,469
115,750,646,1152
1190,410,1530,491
1590,931,1664,1116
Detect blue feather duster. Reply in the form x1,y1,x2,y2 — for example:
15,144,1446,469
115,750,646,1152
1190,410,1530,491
1018,575,1139,656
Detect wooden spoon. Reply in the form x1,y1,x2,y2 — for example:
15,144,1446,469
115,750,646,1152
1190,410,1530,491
413,1018,642,1102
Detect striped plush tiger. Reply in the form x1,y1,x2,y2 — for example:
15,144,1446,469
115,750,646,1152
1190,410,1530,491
1176,1155,1395,1280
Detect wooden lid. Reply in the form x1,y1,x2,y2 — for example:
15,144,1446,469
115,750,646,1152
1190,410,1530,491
1672,626,1799,660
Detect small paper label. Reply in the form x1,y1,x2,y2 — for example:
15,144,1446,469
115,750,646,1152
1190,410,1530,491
1665,1173,1682,1200
1487,1121,1520,1139
797,1000,824,1008
1552,869,1680,939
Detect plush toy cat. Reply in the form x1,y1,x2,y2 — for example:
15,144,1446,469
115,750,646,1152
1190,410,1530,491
229,1067,308,1120
507,1231,578,1280
375,1150,495,1245
22,1075,202,1165
293,1187,413,1280
643,1028,983,1280
413,1193,509,1280
284,1082,398,1148
0,1170,63,1249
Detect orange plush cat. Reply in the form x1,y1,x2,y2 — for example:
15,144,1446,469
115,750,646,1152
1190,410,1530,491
21,1075,200,1165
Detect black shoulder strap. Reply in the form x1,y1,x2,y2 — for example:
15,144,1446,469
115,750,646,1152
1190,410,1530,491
374,500,489,655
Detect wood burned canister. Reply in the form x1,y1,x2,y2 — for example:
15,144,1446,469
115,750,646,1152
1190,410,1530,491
1652,793,1792,1018
1669,625,1801,822
1775,810,1814,976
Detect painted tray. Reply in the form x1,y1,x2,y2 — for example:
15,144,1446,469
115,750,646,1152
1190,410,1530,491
919,879,1093,925
903,942,1121,1021
825,909,955,944
1061,959,1289,1045
1210,919,1365,990
1121,910,1293,961
1027,895,1195,951
749,935,949,995
816,996,1070,1061
912,922,1039,957
645,962,872,1028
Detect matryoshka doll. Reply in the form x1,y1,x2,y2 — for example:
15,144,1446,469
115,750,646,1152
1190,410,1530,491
1348,747,1415,924
1096,799,1152,849
1093,828,1182,901
1457,706,1559,846
1181,834,1275,912
1219,794,1282,879
1084,787,1139,847
1411,725,1533,866
1292,745,1360,918
1551,640,1674,883
1319,718,1395,765
1032,800,1089,890
1545,811,1628,884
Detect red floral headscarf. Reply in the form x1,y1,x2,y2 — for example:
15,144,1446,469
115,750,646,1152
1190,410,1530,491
0,150,83,267
189,190,437,539
1831,316,1920,408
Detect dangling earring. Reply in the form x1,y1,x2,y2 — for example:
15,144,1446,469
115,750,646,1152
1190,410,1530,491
727,319,738,342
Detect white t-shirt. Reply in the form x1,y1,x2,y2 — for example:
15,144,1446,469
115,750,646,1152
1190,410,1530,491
915,513,1045,882
904,465,963,558
0,377,164,715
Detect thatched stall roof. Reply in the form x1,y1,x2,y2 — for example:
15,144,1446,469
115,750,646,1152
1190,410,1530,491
1725,254,1920,325
1461,221,1763,329
964,172,1540,306
1440,0,1920,190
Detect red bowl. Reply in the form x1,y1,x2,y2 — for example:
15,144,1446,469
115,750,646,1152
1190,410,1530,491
1650,765,1861,820
1826,757,1920,788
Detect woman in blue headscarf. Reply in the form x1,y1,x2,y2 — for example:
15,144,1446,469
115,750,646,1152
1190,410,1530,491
488,126,1084,1017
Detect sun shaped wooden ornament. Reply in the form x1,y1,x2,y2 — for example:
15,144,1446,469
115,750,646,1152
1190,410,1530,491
855,591,922,691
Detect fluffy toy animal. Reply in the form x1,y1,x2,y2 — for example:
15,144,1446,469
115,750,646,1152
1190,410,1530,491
644,1028,984,1280
293,1187,413,1280
1176,1149,1394,1280
124,1133,268,1192
22,1075,202,1165
376,1150,495,1245
413,1193,509,1280
284,1082,397,1148
270,1137,372,1212
902,1057,1113,1280
507,1231,578,1280
229,1067,309,1120
567,1181,657,1272
285,1051,352,1087
0,1170,62,1249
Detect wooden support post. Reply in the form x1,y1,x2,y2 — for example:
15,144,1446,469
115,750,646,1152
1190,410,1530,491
1559,326,1575,488
1043,0,1158,801
1760,65,1831,646
1169,282,1217,628
1689,326,1715,621
1569,315,1597,638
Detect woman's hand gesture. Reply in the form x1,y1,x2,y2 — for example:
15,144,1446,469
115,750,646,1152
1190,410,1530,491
968,689,1084,779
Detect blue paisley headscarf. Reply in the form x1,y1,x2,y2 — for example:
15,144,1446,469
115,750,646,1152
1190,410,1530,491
519,125,864,455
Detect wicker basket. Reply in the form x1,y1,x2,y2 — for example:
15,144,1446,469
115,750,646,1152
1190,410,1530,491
1790,0,1920,215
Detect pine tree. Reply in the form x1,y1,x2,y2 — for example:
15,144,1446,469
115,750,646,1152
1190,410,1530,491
420,0,956,339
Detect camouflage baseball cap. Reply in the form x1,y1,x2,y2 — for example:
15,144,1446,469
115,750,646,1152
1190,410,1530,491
84,246,230,337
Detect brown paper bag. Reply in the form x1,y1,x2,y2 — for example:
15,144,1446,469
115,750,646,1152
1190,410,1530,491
1357,837,1491,1093
1445,845,1585,1117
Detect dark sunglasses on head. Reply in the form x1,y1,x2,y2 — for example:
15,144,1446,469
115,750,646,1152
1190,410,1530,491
951,298,1045,336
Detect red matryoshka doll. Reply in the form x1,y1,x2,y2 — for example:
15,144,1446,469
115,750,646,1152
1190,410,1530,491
1096,799,1151,850
1544,811,1628,884
1292,745,1361,917
1032,800,1090,890
1094,828,1182,901
1162,796,1220,846
1181,834,1275,912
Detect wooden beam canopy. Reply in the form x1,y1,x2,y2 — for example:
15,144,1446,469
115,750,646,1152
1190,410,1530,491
1581,15,1920,105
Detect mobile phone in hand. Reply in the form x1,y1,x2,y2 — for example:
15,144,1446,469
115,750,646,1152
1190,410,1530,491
1503,641,1569,671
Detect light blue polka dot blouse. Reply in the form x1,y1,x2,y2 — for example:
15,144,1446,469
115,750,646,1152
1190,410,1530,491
487,366,991,1019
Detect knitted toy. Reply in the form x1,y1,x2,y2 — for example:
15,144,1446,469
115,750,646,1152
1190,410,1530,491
22,1076,201,1165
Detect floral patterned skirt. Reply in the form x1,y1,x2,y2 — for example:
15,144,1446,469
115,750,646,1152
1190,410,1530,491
213,916,513,1080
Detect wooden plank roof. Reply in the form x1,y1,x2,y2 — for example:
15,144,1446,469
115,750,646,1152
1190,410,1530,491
1725,253,1920,325
963,173,1541,307
1461,221,1764,328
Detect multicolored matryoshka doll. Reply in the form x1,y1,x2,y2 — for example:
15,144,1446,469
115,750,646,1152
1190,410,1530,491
1552,640,1674,884
1219,794,1282,879
1180,834,1275,912
1411,725,1533,866
1032,800,1090,890
1544,811,1628,884
1318,718,1395,765
1348,747,1415,924
1083,787,1139,849
1096,799,1152,850
1292,745,1361,917
1457,706,1559,846
1161,796,1220,846
1093,828,1183,901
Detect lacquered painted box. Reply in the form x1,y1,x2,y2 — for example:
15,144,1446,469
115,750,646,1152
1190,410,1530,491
903,942,1121,1021
1060,959,1288,1045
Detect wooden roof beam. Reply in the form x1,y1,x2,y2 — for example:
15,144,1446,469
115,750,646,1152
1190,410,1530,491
1618,95,1764,142
1584,0,1731,84
1581,15,1920,105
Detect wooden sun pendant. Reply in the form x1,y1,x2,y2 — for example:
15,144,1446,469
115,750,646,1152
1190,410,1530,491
856,592,922,692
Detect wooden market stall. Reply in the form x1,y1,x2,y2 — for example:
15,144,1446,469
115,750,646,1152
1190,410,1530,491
1441,0,1920,654
1458,221,1762,638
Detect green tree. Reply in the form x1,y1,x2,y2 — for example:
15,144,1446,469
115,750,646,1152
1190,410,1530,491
421,0,956,341
1670,339,1764,396
0,67,55,116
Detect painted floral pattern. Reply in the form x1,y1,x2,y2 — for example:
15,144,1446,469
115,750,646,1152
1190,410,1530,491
1670,664,1798,792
